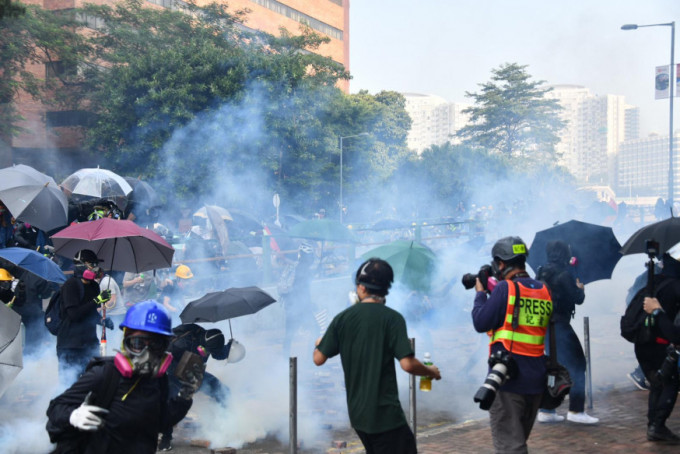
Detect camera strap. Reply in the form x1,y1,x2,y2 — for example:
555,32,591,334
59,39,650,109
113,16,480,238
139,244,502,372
509,280,522,354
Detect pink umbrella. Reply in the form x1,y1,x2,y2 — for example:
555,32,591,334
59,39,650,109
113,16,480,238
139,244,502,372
51,218,174,273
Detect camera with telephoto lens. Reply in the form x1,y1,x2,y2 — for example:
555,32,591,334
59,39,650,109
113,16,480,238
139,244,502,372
462,264,494,291
473,350,518,410
656,345,679,384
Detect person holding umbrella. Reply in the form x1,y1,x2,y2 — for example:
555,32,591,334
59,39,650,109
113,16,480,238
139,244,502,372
535,240,598,424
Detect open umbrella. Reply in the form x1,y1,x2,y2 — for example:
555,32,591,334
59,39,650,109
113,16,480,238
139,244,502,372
527,220,622,285
287,219,356,243
0,247,66,284
193,205,233,221
0,301,22,399
124,177,160,210
180,286,276,323
0,164,68,231
620,216,680,256
61,167,133,210
51,218,174,273
360,240,437,292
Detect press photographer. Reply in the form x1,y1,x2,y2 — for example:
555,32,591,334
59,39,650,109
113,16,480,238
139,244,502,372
471,236,553,454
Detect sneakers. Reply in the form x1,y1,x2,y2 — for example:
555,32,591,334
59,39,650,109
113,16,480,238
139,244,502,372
158,436,172,451
537,411,565,423
628,369,650,391
647,424,680,443
567,411,599,424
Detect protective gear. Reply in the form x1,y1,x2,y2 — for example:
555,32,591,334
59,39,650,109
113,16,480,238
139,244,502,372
298,242,314,255
100,317,114,330
491,236,528,262
354,258,394,296
119,300,173,336
69,398,109,432
204,329,225,356
113,350,173,378
93,289,112,305
226,339,246,363
82,269,97,281
74,249,99,265
175,265,194,280
0,268,13,281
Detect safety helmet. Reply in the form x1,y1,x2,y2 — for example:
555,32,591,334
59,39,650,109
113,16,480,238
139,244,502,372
491,236,528,262
175,264,194,279
119,300,173,336
355,258,394,296
226,339,246,363
74,249,99,265
0,268,13,281
298,242,314,255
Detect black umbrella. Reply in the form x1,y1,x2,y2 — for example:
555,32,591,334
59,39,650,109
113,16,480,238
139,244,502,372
528,220,622,285
179,286,276,324
124,177,160,210
620,216,680,257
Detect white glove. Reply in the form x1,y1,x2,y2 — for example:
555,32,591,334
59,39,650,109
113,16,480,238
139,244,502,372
69,403,109,431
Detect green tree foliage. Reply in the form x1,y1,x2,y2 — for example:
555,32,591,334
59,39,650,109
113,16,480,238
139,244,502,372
0,0,25,18
457,63,565,160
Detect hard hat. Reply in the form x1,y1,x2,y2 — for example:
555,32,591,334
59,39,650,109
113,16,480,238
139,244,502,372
491,236,528,262
355,258,394,296
226,339,246,363
0,268,13,281
74,249,99,265
175,264,194,279
119,300,173,336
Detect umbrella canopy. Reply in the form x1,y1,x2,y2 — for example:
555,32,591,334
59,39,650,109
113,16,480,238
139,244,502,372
51,218,174,273
528,220,622,285
287,219,357,243
0,164,68,231
180,286,277,323
124,177,160,210
360,240,437,292
0,301,22,399
620,216,680,256
193,205,233,221
0,247,66,284
61,168,133,210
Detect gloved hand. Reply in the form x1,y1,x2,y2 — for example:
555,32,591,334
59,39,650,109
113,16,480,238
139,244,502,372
178,362,206,400
100,317,114,330
93,289,112,305
69,397,109,431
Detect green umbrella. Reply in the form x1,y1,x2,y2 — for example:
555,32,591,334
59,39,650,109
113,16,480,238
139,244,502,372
287,219,357,243
361,240,437,291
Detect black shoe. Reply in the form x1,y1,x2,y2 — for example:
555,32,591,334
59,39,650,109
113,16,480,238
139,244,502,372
647,425,680,443
158,436,173,451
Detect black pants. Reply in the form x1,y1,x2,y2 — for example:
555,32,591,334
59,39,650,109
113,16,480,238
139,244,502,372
355,424,417,454
635,342,680,428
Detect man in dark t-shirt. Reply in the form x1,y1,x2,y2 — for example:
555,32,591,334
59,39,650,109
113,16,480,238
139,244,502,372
314,258,441,454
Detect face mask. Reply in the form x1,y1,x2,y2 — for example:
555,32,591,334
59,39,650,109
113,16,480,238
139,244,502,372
114,348,172,378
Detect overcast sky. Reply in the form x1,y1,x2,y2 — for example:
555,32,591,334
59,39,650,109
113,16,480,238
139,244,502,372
348,0,680,136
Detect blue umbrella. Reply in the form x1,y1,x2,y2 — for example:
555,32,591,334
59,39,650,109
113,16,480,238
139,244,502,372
0,247,67,284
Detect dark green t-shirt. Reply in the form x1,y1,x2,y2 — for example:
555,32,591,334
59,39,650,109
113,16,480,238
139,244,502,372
317,302,414,434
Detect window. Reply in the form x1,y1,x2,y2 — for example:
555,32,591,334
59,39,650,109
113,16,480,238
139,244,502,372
250,0,343,40
46,111,95,128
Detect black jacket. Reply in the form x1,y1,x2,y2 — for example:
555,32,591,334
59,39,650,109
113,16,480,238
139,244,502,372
538,263,584,323
46,358,192,454
57,276,101,349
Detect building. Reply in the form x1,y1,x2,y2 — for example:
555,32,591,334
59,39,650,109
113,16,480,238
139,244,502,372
401,93,472,153
6,0,350,167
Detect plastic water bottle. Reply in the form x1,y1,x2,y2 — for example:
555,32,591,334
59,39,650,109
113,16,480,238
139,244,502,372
420,352,433,392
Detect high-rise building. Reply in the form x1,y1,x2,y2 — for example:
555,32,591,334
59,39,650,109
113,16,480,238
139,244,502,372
402,93,451,153
617,133,679,201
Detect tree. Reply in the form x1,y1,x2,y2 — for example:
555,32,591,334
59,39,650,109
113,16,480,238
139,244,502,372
0,0,25,18
457,63,564,159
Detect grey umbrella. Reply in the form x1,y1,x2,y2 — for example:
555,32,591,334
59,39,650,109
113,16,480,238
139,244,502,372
0,301,23,399
61,167,133,211
0,164,68,232
180,286,277,323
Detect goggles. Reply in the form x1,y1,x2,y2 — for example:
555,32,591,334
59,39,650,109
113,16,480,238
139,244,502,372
124,335,168,354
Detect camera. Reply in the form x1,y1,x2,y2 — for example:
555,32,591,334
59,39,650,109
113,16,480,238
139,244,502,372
473,350,517,410
656,345,679,384
462,264,496,292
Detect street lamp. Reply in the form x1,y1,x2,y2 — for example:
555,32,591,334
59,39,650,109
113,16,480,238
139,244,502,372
622,21,676,206
339,132,369,223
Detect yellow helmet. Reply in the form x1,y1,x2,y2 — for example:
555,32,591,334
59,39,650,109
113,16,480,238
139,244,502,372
0,268,13,281
175,264,194,279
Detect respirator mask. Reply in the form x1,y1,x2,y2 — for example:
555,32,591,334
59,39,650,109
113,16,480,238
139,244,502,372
115,334,172,378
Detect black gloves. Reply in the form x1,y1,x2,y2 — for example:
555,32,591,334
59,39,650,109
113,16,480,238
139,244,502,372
93,289,112,305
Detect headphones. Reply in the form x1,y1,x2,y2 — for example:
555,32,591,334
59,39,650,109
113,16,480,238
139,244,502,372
113,351,173,378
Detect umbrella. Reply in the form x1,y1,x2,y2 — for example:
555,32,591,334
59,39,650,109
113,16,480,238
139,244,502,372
0,164,68,231
124,177,160,210
360,240,437,292
527,220,622,285
193,205,233,221
0,301,22,399
0,247,66,284
287,219,357,243
180,286,276,323
51,218,174,273
61,167,133,210
620,216,680,256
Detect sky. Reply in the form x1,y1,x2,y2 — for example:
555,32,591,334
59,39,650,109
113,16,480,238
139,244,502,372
349,0,680,136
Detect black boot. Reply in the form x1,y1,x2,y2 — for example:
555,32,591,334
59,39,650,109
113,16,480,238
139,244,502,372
647,424,680,443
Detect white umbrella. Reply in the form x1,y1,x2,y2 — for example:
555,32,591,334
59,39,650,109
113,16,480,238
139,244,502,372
61,167,133,210
0,302,23,399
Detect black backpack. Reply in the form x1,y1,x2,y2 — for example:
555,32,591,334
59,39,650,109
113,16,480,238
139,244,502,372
620,276,673,343
45,279,84,335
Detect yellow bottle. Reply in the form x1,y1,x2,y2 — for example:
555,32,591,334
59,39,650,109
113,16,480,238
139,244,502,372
420,352,433,392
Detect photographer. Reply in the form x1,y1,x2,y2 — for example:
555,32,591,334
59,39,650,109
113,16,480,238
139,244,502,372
471,236,552,454
637,251,680,443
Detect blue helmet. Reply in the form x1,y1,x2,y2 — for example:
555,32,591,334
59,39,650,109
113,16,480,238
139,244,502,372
119,300,172,336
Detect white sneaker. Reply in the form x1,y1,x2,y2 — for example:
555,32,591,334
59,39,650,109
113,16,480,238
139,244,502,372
567,411,599,424
537,411,565,423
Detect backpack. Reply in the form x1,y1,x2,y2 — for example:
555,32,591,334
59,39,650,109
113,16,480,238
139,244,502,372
620,276,673,343
45,278,84,335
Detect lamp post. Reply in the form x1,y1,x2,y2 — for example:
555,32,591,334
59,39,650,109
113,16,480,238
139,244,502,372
622,21,676,206
339,133,369,223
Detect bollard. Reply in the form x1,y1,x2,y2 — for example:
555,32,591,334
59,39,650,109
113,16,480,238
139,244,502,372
409,338,416,437
584,317,593,409
290,357,297,454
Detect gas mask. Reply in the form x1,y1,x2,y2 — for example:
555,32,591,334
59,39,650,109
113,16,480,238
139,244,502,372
114,335,172,378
